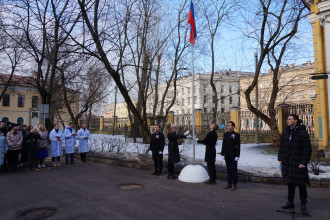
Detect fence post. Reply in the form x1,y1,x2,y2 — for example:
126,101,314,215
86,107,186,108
195,109,203,134
100,116,104,131
168,111,174,124
230,106,240,133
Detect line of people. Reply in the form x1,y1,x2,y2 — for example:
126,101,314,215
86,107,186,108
149,114,312,215
0,121,91,171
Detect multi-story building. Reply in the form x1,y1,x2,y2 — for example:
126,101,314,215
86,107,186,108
146,71,252,127
103,101,136,128
0,73,79,129
239,61,316,131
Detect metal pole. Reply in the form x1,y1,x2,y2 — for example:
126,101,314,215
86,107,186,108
255,52,259,144
113,86,117,136
192,44,196,162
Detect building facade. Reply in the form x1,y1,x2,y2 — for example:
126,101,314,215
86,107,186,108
239,62,316,131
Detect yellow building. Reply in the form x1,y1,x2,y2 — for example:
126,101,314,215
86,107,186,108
307,0,330,149
103,101,137,128
240,62,316,131
0,73,78,129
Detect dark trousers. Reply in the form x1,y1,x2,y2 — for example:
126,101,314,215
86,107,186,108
167,162,174,175
52,156,60,162
207,162,216,181
80,153,87,162
225,157,238,186
288,184,307,204
66,153,75,164
153,159,163,173
7,150,20,169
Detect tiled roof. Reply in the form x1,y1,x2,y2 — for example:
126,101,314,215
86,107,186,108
0,73,36,88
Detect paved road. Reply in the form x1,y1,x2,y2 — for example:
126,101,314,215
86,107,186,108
0,160,329,220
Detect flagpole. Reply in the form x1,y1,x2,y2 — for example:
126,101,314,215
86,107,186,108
191,44,196,163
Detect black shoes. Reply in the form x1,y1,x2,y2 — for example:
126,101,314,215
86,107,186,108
281,201,294,209
167,175,177,180
301,203,309,215
204,180,216,184
224,184,232,189
152,171,158,175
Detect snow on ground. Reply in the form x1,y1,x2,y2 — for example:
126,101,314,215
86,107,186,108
89,134,330,180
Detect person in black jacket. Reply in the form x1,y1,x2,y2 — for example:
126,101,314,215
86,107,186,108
221,121,240,191
166,123,189,180
278,114,312,215
150,125,165,176
25,126,40,170
197,123,219,184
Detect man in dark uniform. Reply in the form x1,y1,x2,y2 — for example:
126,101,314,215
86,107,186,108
150,125,165,176
197,123,219,184
221,121,240,191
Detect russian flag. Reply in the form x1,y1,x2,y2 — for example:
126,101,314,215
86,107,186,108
187,0,197,44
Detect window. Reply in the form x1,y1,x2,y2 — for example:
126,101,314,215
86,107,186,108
300,91,304,99
182,88,184,95
282,92,287,100
212,96,216,103
194,96,197,104
300,77,304,84
229,96,232,104
259,95,263,101
258,83,262,89
203,96,207,104
220,85,224,93
252,95,255,102
182,98,184,105
282,80,286,86
188,97,190,105
203,84,207,93
18,95,25,107
17,117,24,127
221,97,224,104
292,92,296,99
2,94,10,107
221,107,225,113
309,90,314,97
187,87,190,94
291,79,295,85
229,85,232,93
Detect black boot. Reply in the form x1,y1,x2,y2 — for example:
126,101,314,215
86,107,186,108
301,203,309,215
152,171,158,175
281,201,294,209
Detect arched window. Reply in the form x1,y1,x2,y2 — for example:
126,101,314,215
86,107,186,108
17,117,24,128
1,117,9,126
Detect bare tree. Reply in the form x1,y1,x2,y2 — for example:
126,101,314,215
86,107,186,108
240,0,307,146
203,0,237,123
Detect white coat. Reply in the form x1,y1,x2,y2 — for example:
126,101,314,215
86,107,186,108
77,128,90,153
64,127,76,154
50,129,64,157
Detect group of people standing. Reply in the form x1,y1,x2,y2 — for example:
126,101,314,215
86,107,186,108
0,121,91,171
149,121,240,191
149,114,312,215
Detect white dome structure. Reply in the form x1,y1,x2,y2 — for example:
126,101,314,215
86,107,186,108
178,164,209,183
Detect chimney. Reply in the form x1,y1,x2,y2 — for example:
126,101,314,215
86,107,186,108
289,63,295,69
306,61,311,66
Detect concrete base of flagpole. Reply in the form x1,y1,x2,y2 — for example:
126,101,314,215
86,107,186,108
178,164,209,183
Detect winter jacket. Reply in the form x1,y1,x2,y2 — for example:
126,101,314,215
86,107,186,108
0,127,8,137
77,128,90,153
0,133,8,166
167,132,186,163
197,130,218,163
150,132,165,160
278,125,312,186
26,131,40,151
7,131,23,151
221,131,240,158
38,130,49,149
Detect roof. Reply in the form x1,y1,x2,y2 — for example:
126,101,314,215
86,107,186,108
0,73,36,89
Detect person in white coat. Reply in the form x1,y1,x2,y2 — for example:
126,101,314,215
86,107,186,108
64,122,77,165
77,123,90,163
50,123,64,166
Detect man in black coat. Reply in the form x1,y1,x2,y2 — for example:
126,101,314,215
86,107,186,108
150,125,165,176
197,123,218,184
278,114,312,215
221,121,240,191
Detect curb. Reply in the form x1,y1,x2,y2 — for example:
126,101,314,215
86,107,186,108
83,154,330,188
